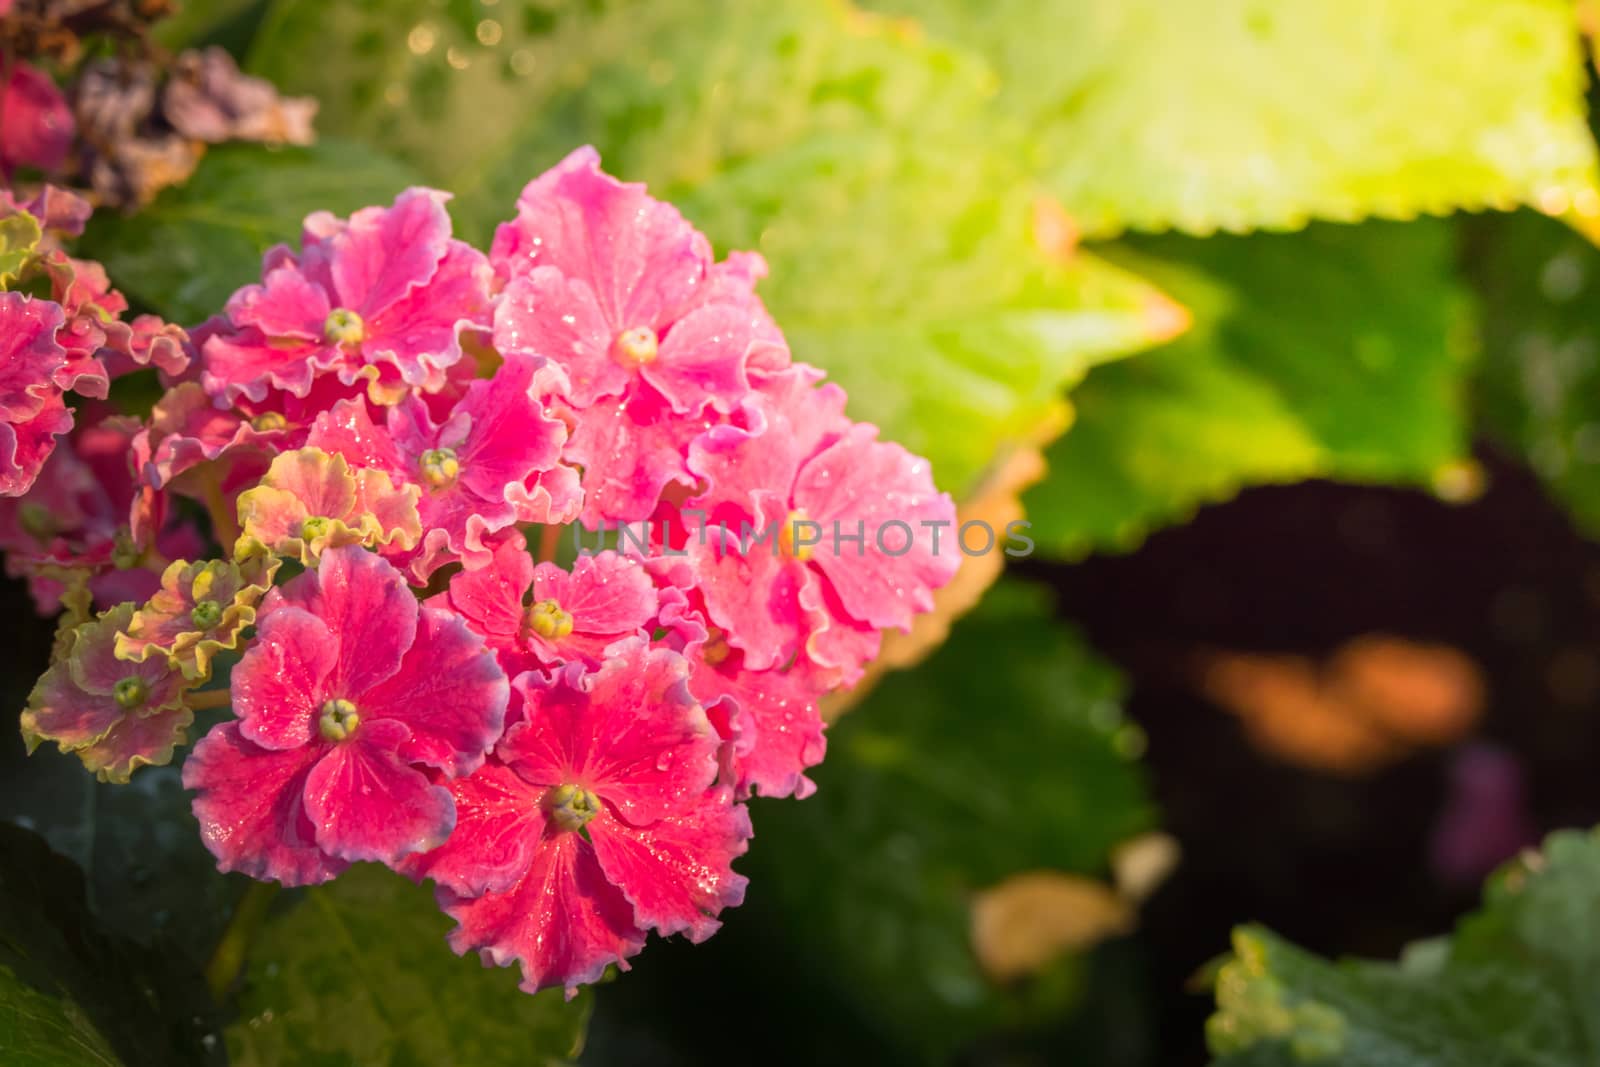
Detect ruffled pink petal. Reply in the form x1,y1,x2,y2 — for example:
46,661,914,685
588,788,750,941
303,719,457,865
0,394,72,496
400,759,543,895
685,499,820,673
0,293,66,421
325,187,453,316
525,551,656,666
272,544,417,698
505,642,717,826
440,828,645,997
225,262,330,340
76,702,193,784
689,653,826,799
491,268,623,408
357,604,507,777
509,463,583,527
184,722,348,886
491,148,711,333
794,423,959,631
643,302,756,416
201,329,331,403
306,395,408,474
434,535,532,649
454,357,566,506
233,605,337,750
364,240,491,388
562,386,710,526
1,62,74,174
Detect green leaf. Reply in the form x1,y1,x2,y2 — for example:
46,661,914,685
0,824,221,1066
741,579,1152,1057
1024,220,1476,557
873,0,1600,237
78,139,424,324
1470,210,1600,535
1208,827,1600,1065
226,864,591,1066
247,0,1177,497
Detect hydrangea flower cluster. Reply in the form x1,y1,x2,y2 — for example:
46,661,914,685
7,147,958,995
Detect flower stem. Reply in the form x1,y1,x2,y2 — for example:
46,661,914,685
537,523,560,564
205,880,280,1003
187,688,232,712
199,467,240,552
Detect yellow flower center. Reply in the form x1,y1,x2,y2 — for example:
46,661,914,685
251,411,288,432
526,599,574,640
612,326,659,367
319,698,361,741
543,783,601,832
323,307,366,346
419,447,460,489
299,515,332,540
779,510,816,562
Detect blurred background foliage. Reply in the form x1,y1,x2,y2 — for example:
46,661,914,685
11,0,1600,1064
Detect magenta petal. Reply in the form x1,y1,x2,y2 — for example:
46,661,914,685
325,187,454,316
201,329,330,403
226,263,330,340
303,719,456,865
691,657,826,799
589,790,750,942
563,387,709,525
506,643,717,826
233,605,337,750
364,240,491,388
526,551,656,665
400,759,543,895
359,604,508,777
441,829,645,997
306,395,408,474
795,423,959,631
492,268,622,408
436,535,532,647
184,722,347,887
2,62,74,174
687,505,818,673
274,545,417,698
643,302,756,415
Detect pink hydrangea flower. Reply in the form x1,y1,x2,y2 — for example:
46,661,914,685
682,365,956,676
235,447,422,566
0,293,72,497
185,545,508,885
307,356,576,578
491,146,785,416
201,188,492,404
403,640,749,995
430,537,657,675
1,61,74,176
21,603,195,783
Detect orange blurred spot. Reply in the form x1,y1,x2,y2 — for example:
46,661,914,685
1197,634,1485,775
970,871,1134,982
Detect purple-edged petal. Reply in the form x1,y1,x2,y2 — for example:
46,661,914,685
400,759,544,895
303,718,456,865
272,544,417,698
232,604,337,750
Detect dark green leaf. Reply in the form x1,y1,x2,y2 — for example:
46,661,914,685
78,139,424,324
0,824,222,1066
1209,827,1600,1066
227,864,591,1066
1025,220,1476,556
742,579,1152,1057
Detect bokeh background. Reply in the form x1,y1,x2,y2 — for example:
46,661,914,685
11,1,1600,1064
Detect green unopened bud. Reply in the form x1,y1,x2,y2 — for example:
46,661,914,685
113,676,149,711
419,447,460,489
319,698,360,741
299,515,332,541
190,599,223,630
526,599,574,640
251,411,288,432
543,783,601,832
323,307,366,346
18,503,55,541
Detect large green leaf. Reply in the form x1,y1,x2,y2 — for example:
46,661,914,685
1470,209,1600,536
875,0,1600,237
740,579,1153,1058
1025,220,1476,557
247,0,1176,497
0,824,221,1066
79,139,424,325
226,864,591,1066
1208,827,1600,1065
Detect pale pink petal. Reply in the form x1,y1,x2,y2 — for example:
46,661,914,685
642,302,755,415
184,722,347,886
491,268,623,408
